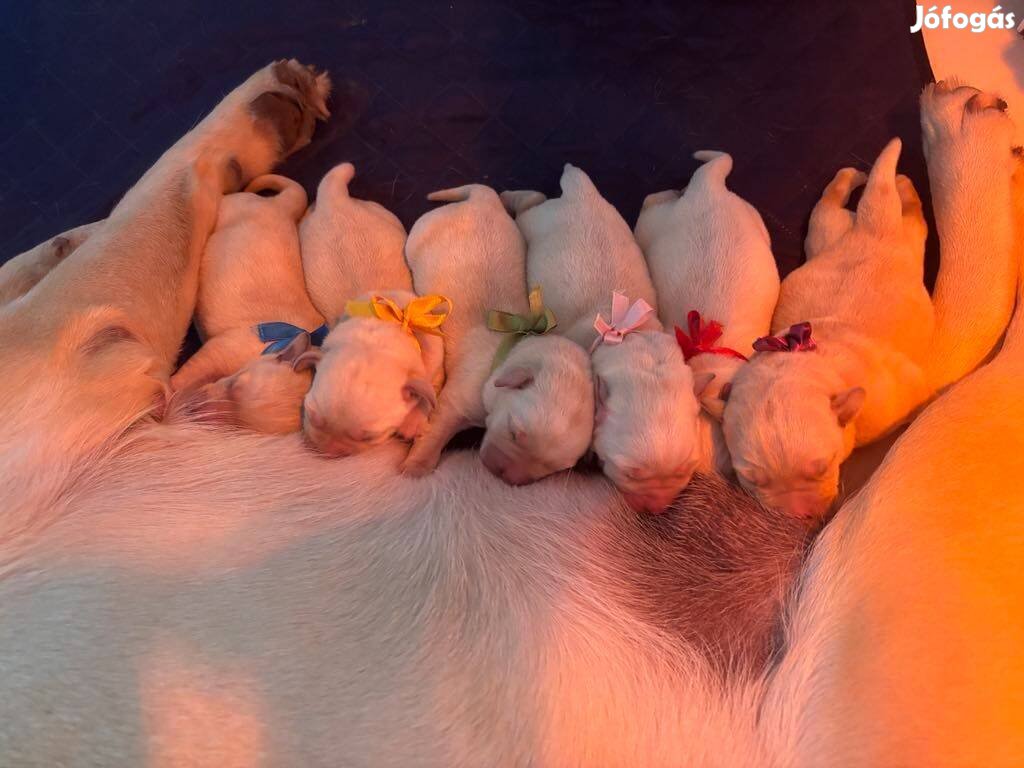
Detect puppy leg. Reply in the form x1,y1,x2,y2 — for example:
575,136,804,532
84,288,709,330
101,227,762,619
400,404,472,476
170,332,262,392
0,221,100,304
805,167,866,259
921,80,1017,392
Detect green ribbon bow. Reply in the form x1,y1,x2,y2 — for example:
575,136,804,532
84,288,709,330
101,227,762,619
487,286,558,372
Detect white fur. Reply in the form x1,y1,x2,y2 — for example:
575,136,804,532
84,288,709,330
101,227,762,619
722,138,935,518
169,173,323,434
507,164,702,513
295,164,440,456
1,70,1022,768
298,161,410,322
0,221,100,305
401,184,530,476
635,151,780,474
301,289,445,456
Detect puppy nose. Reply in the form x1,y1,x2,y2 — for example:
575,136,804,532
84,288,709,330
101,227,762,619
622,488,679,515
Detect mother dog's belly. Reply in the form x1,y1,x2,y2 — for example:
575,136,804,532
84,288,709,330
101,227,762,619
0,423,811,767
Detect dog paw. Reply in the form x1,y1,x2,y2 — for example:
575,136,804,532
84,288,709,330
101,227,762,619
921,80,1014,162
249,59,332,158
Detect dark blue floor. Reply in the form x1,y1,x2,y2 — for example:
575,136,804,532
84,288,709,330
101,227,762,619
0,1,933,279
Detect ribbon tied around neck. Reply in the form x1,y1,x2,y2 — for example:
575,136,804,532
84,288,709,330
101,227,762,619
590,290,655,352
752,322,817,353
344,293,452,344
674,310,748,362
257,321,328,355
486,286,558,371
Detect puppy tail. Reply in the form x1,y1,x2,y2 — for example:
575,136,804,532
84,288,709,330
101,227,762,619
427,184,500,207
500,189,547,217
857,137,903,234
690,150,734,192
315,162,356,205
559,163,599,199
640,189,682,210
246,174,309,221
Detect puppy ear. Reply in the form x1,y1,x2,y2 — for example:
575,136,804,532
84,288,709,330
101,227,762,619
692,372,715,397
493,366,534,390
594,375,609,426
292,348,322,373
275,332,311,364
831,386,866,426
403,377,438,413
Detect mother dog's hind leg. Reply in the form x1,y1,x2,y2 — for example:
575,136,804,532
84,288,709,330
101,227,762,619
0,61,328,450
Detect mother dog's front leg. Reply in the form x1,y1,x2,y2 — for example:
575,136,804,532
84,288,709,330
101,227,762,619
0,61,328,452
922,81,1018,392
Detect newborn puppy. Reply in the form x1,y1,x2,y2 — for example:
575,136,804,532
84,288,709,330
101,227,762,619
401,184,532,476
197,331,313,434
295,163,440,457
722,138,934,518
299,289,445,457
171,174,324,435
299,162,410,321
635,151,780,473
504,164,706,514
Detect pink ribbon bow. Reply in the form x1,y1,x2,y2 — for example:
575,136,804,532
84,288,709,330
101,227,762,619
752,322,817,353
591,291,656,352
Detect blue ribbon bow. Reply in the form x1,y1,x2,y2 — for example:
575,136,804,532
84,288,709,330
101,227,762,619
256,321,328,354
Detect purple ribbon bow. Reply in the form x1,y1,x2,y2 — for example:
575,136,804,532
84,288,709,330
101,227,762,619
752,322,817,353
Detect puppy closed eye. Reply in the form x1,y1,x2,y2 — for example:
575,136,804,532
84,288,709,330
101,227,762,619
804,458,832,481
739,468,769,488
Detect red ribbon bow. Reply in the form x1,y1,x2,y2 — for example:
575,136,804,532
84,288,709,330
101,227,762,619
752,322,817,353
674,311,749,362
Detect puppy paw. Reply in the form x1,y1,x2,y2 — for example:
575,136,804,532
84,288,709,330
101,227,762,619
400,455,436,478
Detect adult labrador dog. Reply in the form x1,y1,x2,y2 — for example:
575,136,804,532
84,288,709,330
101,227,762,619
0,65,1019,767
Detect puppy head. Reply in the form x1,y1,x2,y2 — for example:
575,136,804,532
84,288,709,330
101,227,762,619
480,335,595,485
199,333,313,434
300,319,438,457
721,357,864,519
591,332,709,514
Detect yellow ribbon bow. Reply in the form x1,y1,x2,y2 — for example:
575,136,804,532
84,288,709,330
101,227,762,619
344,294,452,340
486,286,558,371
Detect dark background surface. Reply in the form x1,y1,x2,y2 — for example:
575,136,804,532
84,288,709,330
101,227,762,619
0,1,933,279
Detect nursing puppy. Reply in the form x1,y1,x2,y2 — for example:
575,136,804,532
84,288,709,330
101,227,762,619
170,174,324,433
635,151,780,474
0,222,100,305
722,138,934,518
298,161,410,321
193,331,313,434
300,288,445,457
295,163,442,457
505,165,705,514
401,184,533,476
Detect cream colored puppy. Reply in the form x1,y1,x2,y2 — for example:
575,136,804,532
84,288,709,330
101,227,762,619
295,163,442,457
299,161,410,321
170,174,324,435
0,222,100,305
401,184,530,476
299,289,445,457
505,164,707,514
722,138,934,518
635,151,780,474
191,331,313,434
